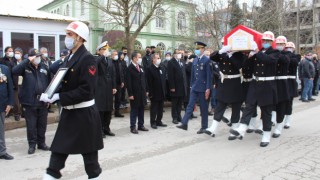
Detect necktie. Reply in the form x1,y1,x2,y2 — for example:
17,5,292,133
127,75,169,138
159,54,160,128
136,64,140,72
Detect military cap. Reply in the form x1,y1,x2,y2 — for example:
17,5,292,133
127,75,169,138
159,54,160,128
96,41,109,51
195,41,207,49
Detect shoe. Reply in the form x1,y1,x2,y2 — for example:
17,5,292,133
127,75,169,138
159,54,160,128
48,109,54,113
229,123,247,138
28,147,35,154
208,111,213,116
115,112,124,117
38,145,50,151
284,115,291,129
105,131,115,136
156,122,167,127
302,99,309,102
176,124,188,130
228,134,242,140
221,116,230,124
197,128,211,135
172,119,179,124
0,153,14,160
14,115,20,121
130,128,139,134
308,98,316,101
151,124,158,129
138,127,149,131
260,131,271,147
191,114,198,119
272,122,283,138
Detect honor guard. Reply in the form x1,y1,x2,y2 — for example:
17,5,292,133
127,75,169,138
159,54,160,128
230,31,279,147
177,42,212,134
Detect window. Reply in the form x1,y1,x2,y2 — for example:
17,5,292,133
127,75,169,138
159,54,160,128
0,32,3,58
134,40,142,50
54,9,56,14
11,33,34,56
131,5,141,25
177,12,186,30
157,42,166,51
81,0,85,15
66,4,70,16
39,36,56,60
57,8,60,14
60,35,66,51
156,8,165,28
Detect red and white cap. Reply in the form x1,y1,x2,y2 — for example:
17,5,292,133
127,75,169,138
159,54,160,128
262,31,275,41
66,21,89,42
275,36,287,44
286,42,295,49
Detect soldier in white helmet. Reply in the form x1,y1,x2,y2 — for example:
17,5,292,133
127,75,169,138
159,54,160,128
40,21,103,179
229,31,279,147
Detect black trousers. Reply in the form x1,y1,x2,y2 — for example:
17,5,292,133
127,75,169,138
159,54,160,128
285,97,293,115
24,105,48,148
150,100,164,125
114,85,122,111
130,106,144,129
99,111,112,133
171,97,183,121
47,151,101,179
240,103,273,131
276,101,288,123
214,100,241,124
120,87,127,104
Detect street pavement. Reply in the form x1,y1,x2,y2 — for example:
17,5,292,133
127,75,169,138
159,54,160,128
1,97,320,180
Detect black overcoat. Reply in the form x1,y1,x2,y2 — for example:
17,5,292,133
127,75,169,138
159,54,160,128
146,64,166,101
167,58,187,98
276,51,290,102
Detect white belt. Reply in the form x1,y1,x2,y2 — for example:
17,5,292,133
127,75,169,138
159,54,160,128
253,75,275,81
287,75,296,79
275,76,288,80
63,99,95,110
220,72,241,83
243,78,253,82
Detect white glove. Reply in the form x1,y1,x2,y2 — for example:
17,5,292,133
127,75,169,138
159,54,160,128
219,45,231,54
49,93,60,104
227,52,234,58
251,41,258,51
39,93,51,103
249,51,257,57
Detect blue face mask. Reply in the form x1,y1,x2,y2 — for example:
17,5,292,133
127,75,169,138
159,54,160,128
194,50,201,56
262,43,271,49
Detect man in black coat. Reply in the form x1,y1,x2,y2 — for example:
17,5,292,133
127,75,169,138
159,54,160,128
142,46,152,68
40,21,103,179
167,49,187,124
112,50,125,117
230,31,279,147
127,52,149,134
95,41,117,137
146,53,167,129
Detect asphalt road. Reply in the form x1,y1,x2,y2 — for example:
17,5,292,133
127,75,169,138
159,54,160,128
1,97,320,180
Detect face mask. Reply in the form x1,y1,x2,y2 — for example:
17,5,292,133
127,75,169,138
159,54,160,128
276,45,284,51
15,54,21,60
176,54,182,59
194,50,201,56
155,59,161,66
137,58,142,65
165,57,171,60
7,52,14,58
113,56,118,60
146,50,151,55
262,43,271,49
34,57,41,65
65,37,75,50
123,53,127,56
306,55,312,60
43,53,48,58
103,50,110,57
286,48,293,53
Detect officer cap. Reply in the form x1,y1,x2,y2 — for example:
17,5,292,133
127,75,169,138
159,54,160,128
195,41,207,49
28,48,41,57
96,41,109,51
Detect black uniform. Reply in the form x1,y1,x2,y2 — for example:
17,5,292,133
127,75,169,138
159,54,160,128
146,64,166,126
12,59,51,149
210,51,244,125
286,52,300,116
167,58,187,123
95,55,116,135
46,45,103,179
239,47,279,132
112,59,124,115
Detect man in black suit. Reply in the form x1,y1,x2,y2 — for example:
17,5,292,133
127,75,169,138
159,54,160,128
126,52,149,134
146,53,167,129
142,46,151,68
167,49,187,124
112,50,125,117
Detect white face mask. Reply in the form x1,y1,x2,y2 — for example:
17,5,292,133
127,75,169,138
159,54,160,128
276,45,284,51
165,57,171,60
42,53,48,58
103,50,110,57
15,54,21,60
155,59,161,66
65,37,75,50
113,56,118,60
286,48,293,53
137,58,142,65
34,57,41,65
176,54,182,59
8,52,14,58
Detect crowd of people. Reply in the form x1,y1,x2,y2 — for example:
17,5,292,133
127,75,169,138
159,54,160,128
0,20,320,179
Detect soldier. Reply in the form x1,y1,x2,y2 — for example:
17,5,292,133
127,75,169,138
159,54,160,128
229,31,279,147
177,42,212,134
95,41,117,137
40,21,103,179
207,44,245,139
272,36,291,138
283,42,300,129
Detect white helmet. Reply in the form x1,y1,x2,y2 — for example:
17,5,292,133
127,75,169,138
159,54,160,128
286,42,295,49
66,21,89,42
262,31,275,41
275,36,287,44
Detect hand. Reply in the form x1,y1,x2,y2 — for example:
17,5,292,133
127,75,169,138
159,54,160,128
112,89,117,94
205,89,210,100
249,51,257,58
129,96,134,100
170,89,176,92
146,92,149,97
219,45,231,54
121,83,124,88
5,105,12,116
48,93,60,104
251,41,258,51
40,93,51,103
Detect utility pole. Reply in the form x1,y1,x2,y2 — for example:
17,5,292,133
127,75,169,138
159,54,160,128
296,0,301,54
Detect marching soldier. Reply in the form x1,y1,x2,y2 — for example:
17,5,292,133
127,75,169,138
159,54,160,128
283,42,300,129
41,21,103,179
177,42,212,134
207,44,245,138
230,31,279,147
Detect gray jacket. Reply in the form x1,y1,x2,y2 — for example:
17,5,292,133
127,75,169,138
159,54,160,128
300,58,315,79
